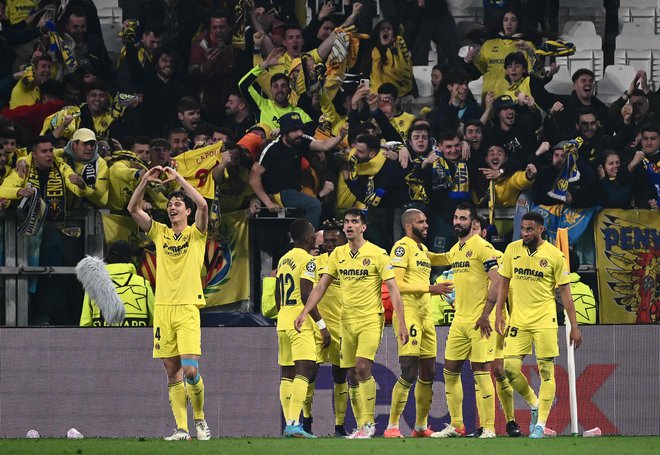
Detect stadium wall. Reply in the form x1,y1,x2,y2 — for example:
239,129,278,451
0,326,658,437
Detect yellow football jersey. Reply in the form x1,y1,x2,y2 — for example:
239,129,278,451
390,236,433,317
310,252,343,326
325,241,394,320
148,221,207,306
441,234,500,324
498,240,570,329
276,247,316,331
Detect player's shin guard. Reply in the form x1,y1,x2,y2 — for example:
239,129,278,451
168,381,188,432
537,358,556,427
279,378,293,421
414,379,433,429
334,381,348,426
496,375,516,423
443,369,464,428
287,375,310,425
185,374,205,420
504,356,538,408
359,376,377,425
348,384,364,427
388,377,412,426
474,371,495,431
302,381,316,419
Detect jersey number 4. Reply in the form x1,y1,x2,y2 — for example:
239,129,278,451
278,273,296,306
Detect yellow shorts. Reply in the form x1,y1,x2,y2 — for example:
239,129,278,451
503,326,559,358
444,322,495,363
392,310,437,359
152,305,201,358
278,328,317,366
340,314,384,368
314,320,341,365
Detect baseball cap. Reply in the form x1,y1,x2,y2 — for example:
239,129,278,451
279,112,305,134
493,95,516,111
72,128,96,142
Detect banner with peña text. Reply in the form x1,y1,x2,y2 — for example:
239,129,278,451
594,209,660,324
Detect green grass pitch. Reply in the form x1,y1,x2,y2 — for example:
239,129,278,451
0,436,658,454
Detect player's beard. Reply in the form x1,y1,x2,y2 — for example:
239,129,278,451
453,225,470,238
411,226,427,241
523,236,539,251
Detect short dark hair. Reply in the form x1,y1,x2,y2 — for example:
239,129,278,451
208,9,232,28
576,107,597,120
106,241,134,264
355,134,380,153
270,73,289,86
168,126,188,138
85,79,108,94
504,51,528,70
32,136,53,150
289,218,311,242
33,54,52,66
475,216,489,232
522,211,545,226
322,218,344,233
150,138,170,149
344,207,367,224
407,121,430,138
464,119,483,131
640,123,660,135
0,129,17,140
444,67,470,86
133,135,152,146
571,68,595,82
284,23,303,34
213,126,236,142
438,130,459,144
378,83,399,98
167,190,194,210
143,21,165,37
177,96,201,113
455,202,477,221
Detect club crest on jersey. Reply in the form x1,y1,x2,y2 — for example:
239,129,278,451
540,259,548,267
306,261,316,272
362,258,371,266
466,251,473,258
394,246,405,257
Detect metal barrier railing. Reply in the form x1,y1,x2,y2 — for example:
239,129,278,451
0,209,104,326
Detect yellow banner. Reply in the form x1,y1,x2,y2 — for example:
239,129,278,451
203,209,251,306
171,142,223,199
594,209,660,324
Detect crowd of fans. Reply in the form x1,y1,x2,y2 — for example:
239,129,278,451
0,0,659,324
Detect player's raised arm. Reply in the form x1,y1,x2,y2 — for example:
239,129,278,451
385,278,409,345
163,166,208,233
294,273,333,331
558,284,583,349
128,166,163,232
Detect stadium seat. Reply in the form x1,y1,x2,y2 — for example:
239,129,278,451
619,0,657,7
556,49,604,80
468,76,482,104
595,65,637,105
619,22,656,38
413,66,434,98
95,0,119,8
559,8,606,37
447,0,483,24
615,23,660,89
544,66,574,95
618,7,660,34
99,7,123,55
561,20,598,37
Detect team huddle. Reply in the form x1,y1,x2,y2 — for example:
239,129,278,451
278,204,583,439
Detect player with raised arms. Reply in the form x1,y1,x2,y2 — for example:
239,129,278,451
384,209,454,438
294,208,409,438
128,165,211,441
495,211,582,438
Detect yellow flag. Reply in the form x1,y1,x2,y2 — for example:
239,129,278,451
171,142,223,199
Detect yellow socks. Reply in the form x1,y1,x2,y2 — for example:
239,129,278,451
505,356,539,408
496,375,515,422
168,381,188,432
388,377,412,427
279,378,293,421
443,369,464,429
302,380,316,419
537,358,556,426
359,376,377,425
414,379,433,430
334,381,348,426
348,384,364,427
474,371,495,431
185,374,205,420
287,375,310,425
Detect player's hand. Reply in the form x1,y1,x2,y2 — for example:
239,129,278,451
162,166,183,184
294,313,306,332
495,312,506,336
143,166,164,184
429,282,453,296
398,322,410,345
475,315,492,339
570,326,582,349
320,327,331,348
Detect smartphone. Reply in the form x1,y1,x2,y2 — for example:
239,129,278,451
359,79,370,89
